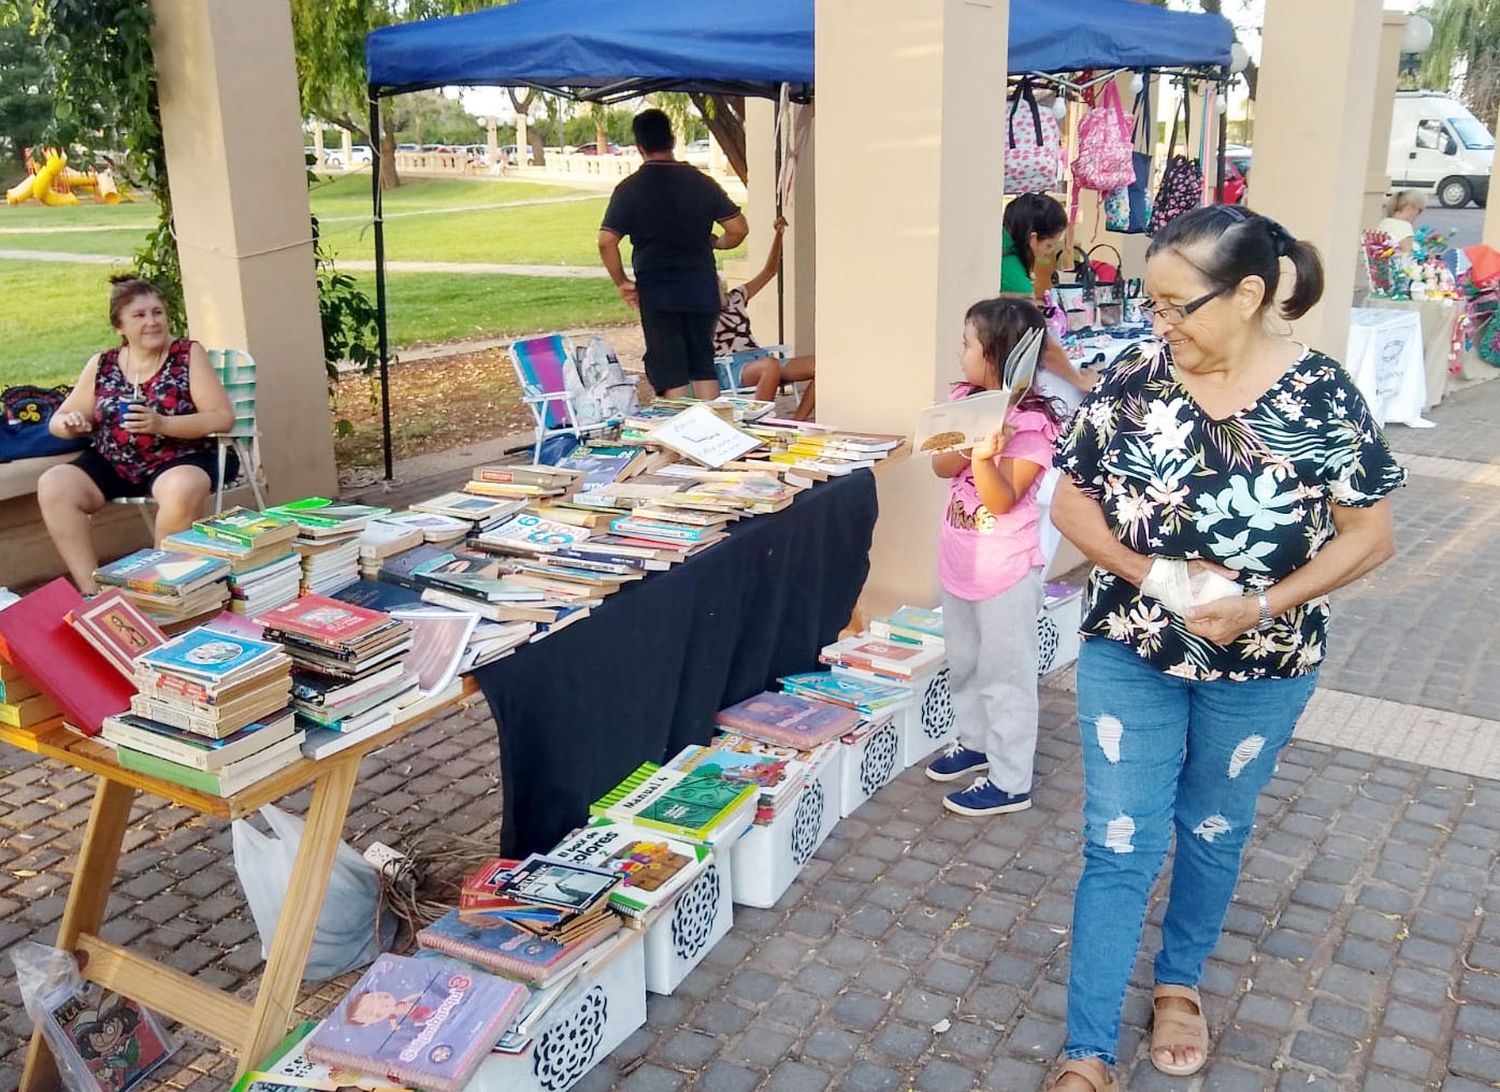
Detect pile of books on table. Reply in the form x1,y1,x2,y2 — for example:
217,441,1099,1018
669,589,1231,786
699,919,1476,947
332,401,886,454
743,422,904,486
355,519,424,579
412,491,525,535
107,626,301,796
820,632,947,684
166,511,301,617
255,595,416,758
868,604,945,649
590,760,758,850
264,499,393,598
94,548,232,629
462,464,584,503
665,742,807,826
373,509,471,548
0,660,56,729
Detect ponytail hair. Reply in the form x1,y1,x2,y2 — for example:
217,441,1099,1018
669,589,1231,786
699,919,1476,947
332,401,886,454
1003,193,1068,274
1383,189,1424,219
1146,204,1325,322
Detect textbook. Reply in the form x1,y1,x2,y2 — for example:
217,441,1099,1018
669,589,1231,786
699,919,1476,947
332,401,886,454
778,671,913,717
264,498,391,537
306,954,527,1092
715,690,862,748
549,817,712,921
194,506,299,550
474,512,593,554
95,549,231,597
590,761,757,847
116,732,305,796
102,710,297,771
66,588,168,679
416,909,619,986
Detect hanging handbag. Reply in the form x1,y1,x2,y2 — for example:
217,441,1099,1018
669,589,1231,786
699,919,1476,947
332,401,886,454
1123,85,1155,234
0,385,87,464
1005,77,1065,195
1072,82,1136,193
1147,89,1204,237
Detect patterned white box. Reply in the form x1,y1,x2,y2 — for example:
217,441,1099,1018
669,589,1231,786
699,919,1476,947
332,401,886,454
836,717,902,818
896,666,955,768
1038,586,1083,677
641,853,734,995
467,933,647,1092
731,746,841,909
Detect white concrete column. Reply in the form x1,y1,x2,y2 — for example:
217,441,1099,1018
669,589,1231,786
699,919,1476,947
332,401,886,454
1253,0,1383,353
516,112,530,165
1364,12,1408,232
151,0,337,502
486,116,499,168
311,118,325,167
341,127,353,171
817,0,1009,614
1485,105,1500,249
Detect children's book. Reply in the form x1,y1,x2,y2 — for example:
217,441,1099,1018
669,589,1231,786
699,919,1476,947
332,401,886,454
95,549,231,597
549,817,711,920
715,690,862,747
778,671,912,714
591,762,758,845
233,1020,410,1091
416,909,619,984
306,954,527,1092
194,506,299,549
40,980,175,1092
476,513,593,552
137,627,283,684
666,743,805,792
66,589,168,679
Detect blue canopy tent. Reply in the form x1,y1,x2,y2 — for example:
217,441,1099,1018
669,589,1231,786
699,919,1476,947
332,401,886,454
360,0,1232,475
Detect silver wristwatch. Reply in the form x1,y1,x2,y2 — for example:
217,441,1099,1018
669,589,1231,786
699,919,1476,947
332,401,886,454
1256,591,1274,632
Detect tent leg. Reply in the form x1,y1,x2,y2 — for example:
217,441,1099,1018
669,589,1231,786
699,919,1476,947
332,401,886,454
370,93,394,483
1216,70,1229,204
774,87,786,348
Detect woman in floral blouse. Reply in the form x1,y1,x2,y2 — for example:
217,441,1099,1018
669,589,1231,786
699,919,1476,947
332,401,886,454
1046,206,1404,1092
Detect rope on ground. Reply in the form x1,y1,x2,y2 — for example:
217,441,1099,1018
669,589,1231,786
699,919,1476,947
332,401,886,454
338,467,382,491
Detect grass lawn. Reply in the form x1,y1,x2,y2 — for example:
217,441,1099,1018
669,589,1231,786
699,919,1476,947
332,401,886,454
0,263,125,387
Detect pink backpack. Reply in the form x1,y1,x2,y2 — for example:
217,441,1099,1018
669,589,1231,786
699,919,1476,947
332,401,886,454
1072,83,1135,193
1005,78,1065,195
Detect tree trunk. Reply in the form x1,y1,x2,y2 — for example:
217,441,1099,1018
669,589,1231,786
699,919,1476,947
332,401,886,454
380,121,401,190
689,93,747,183
596,114,608,151
510,88,544,166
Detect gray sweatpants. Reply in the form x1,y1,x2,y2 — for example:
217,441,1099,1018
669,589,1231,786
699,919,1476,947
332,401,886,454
941,569,1043,794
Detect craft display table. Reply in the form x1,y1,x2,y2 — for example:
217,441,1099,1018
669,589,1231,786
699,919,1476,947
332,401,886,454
1358,296,1461,410
1345,306,1430,428
1,679,479,1090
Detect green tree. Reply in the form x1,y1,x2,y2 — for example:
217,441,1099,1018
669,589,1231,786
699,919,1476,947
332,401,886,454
1417,0,1500,125
0,21,50,177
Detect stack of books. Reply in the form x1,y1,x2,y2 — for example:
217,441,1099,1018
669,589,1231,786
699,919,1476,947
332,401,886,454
820,634,946,683
714,690,862,749
418,904,620,987
165,525,300,617
460,619,536,671
462,463,584,502
355,520,424,579
255,596,415,755
472,512,593,557
549,816,713,923
867,604,945,648
665,743,808,826
261,501,392,599
746,424,905,485
556,443,656,492
64,588,167,679
456,853,623,947
412,491,525,534
119,627,301,796
778,670,912,719
372,510,471,547
590,761,758,849
94,548,232,628
0,660,58,729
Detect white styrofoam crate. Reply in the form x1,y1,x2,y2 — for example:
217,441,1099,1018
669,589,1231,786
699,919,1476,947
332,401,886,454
731,746,841,909
466,933,646,1092
641,853,734,995
1038,587,1083,677
836,717,902,818
897,665,956,768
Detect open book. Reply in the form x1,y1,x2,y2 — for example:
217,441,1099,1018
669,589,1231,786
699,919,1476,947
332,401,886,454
914,327,1043,454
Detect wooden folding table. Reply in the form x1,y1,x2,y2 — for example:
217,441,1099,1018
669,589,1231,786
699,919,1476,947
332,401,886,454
0,679,479,1090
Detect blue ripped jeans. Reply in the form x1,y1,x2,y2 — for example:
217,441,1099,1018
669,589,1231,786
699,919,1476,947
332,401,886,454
1065,637,1318,1066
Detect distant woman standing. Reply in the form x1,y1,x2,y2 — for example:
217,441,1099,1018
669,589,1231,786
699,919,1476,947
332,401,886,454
1001,193,1097,402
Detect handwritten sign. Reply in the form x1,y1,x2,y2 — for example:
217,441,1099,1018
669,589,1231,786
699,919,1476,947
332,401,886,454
649,404,762,468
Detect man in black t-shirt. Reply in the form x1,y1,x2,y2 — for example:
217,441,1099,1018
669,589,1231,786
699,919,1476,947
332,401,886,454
598,109,749,398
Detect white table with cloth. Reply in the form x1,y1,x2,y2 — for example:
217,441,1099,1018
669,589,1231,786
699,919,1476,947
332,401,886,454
1344,306,1432,429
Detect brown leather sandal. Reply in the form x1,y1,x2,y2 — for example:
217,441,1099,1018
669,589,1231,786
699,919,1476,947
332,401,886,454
1151,984,1209,1077
1049,1058,1118,1092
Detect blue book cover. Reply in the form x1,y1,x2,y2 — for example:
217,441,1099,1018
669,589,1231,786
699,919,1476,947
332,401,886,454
780,671,911,708
307,954,527,1092
139,627,282,682
333,579,426,613
96,548,231,593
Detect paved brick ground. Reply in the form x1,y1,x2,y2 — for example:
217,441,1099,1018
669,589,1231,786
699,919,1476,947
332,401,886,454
4,380,1500,1090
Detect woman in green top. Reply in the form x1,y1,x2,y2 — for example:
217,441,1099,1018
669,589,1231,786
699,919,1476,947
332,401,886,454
1001,193,1096,400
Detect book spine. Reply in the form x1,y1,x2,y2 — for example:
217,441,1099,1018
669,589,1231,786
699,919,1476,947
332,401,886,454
196,525,255,548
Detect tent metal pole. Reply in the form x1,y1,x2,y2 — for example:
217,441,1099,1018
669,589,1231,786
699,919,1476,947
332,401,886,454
1215,69,1229,204
773,86,785,348
370,93,394,482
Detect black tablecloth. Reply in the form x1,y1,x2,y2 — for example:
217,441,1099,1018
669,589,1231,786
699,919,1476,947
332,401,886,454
476,470,879,855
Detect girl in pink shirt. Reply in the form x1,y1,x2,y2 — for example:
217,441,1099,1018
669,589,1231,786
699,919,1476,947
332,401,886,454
927,298,1066,817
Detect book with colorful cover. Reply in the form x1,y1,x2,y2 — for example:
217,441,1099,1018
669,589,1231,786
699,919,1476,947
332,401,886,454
608,515,718,543
666,743,805,792
265,497,392,530
778,671,912,715
306,954,527,1092
868,604,945,646
95,549,231,597
549,817,711,920
233,1020,410,1092
416,909,619,984
66,588,168,679
40,980,175,1092
715,690,862,747
194,506,299,549
556,449,637,491
255,595,393,645
820,635,945,679
102,710,296,771
477,513,593,552
138,627,283,683
590,762,758,845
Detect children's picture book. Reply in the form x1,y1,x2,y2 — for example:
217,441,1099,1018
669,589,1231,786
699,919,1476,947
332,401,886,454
913,388,1009,455
549,818,711,920
591,762,758,844
416,909,619,984
715,690,862,747
194,506,299,549
40,980,175,1092
66,589,168,679
778,671,912,713
138,627,283,683
232,1020,411,1091
649,403,761,468
666,743,802,791
306,954,527,1092
95,549,231,597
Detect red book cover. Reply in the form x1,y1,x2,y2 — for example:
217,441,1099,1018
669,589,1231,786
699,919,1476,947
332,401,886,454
66,589,168,680
0,579,136,735
253,594,390,643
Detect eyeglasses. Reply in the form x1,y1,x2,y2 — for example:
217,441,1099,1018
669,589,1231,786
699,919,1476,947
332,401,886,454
1138,286,1229,325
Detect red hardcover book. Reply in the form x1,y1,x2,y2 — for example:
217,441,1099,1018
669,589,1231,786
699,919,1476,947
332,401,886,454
0,579,136,735
253,594,391,643
65,589,168,680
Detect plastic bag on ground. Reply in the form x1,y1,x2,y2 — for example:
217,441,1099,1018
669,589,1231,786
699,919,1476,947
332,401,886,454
231,803,395,982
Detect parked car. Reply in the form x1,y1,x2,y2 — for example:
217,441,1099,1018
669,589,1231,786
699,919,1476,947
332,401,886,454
396,142,419,153
573,142,621,156
1224,153,1250,204
1387,90,1494,208
325,144,374,169
500,144,520,165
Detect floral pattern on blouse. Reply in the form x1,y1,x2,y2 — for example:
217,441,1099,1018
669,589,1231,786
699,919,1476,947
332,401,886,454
1055,340,1407,681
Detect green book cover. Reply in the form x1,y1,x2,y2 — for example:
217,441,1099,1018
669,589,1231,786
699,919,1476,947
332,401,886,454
634,776,756,840
265,497,392,529
195,506,295,547
589,761,660,816
115,745,226,794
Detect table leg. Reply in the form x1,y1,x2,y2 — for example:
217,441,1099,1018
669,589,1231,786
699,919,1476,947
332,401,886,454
235,758,361,1077
20,777,136,1092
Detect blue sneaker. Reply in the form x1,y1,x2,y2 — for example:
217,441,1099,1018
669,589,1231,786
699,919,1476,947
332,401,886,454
925,741,989,782
943,777,1032,817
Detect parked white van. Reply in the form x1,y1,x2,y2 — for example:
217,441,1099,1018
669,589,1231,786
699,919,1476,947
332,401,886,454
1387,90,1495,208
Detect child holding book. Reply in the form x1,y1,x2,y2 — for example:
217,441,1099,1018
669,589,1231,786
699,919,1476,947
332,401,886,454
926,298,1066,816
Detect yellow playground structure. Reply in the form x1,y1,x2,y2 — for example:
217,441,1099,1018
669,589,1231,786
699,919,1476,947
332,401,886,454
5,147,122,206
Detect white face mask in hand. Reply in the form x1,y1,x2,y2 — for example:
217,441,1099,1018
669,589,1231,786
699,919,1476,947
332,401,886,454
1140,558,1240,615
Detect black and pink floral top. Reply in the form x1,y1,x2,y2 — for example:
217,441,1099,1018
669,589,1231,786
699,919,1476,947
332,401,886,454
91,338,210,483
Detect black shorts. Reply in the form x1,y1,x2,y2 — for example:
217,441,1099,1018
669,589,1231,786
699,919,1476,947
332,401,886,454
639,307,719,394
72,447,234,502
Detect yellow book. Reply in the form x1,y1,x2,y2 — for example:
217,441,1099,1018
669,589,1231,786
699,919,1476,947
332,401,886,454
0,676,41,704
0,693,61,729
